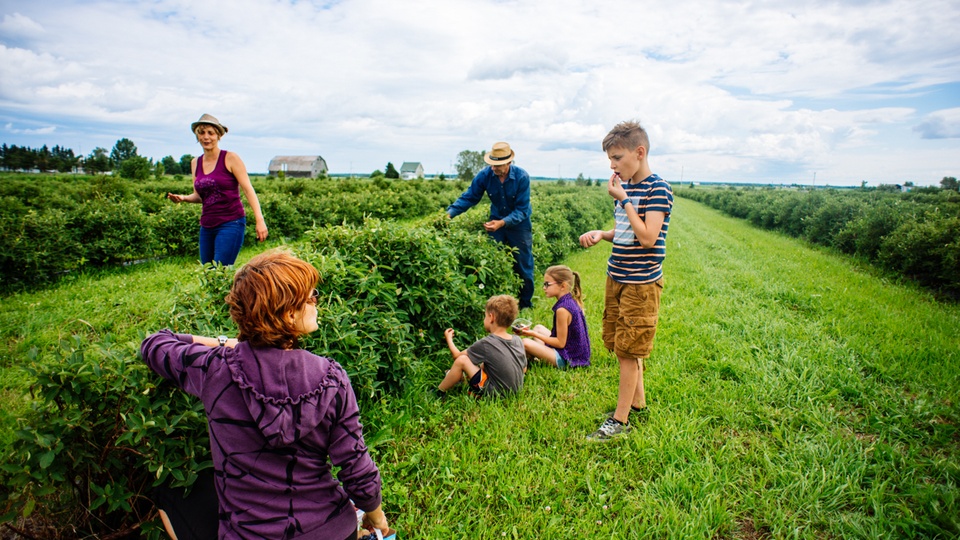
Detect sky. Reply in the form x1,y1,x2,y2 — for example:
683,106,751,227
1,0,958,186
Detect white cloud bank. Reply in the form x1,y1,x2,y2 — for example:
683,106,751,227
0,0,958,185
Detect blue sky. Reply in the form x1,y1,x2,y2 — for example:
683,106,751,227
1,0,958,186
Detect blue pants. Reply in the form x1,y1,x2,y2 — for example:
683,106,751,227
199,217,246,266
490,227,534,309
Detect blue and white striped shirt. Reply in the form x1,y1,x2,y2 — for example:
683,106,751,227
608,174,673,284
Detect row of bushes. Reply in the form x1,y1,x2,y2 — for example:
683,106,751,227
0,175,462,291
677,186,960,297
0,174,607,292
0,186,613,538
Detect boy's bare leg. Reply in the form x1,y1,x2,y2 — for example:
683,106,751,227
438,354,479,392
613,356,641,424
633,358,647,409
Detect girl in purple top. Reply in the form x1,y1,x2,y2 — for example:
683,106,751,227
141,250,389,540
517,265,592,368
167,114,268,265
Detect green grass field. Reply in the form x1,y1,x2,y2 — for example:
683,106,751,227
1,197,958,538
377,197,959,538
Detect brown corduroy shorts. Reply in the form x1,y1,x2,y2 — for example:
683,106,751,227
602,276,664,359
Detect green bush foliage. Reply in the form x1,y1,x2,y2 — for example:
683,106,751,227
0,336,208,540
879,217,960,294
0,175,466,291
306,219,521,349
118,156,153,180
531,189,609,268
0,208,83,280
152,203,203,257
678,186,960,298
0,174,610,292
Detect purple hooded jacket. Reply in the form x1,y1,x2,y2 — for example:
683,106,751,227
141,330,382,540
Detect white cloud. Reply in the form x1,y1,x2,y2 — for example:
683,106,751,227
468,45,569,80
0,12,44,37
0,0,957,185
914,108,960,139
4,122,56,135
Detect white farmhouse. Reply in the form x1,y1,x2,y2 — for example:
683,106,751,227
400,162,424,180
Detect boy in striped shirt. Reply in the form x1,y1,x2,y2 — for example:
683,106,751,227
579,120,673,441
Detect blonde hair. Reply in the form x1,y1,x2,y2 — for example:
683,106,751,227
546,265,584,307
485,295,519,328
194,123,224,139
602,120,649,154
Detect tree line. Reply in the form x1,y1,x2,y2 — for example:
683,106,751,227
0,144,79,173
3,141,606,185
0,139,193,180
454,149,598,186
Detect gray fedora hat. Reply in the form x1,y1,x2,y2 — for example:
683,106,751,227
190,113,228,135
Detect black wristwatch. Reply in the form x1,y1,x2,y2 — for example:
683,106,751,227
217,335,228,347
620,198,632,208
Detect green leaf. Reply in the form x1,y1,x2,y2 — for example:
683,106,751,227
22,498,35,517
38,450,55,469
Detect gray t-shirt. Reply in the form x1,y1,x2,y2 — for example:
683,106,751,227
466,334,527,397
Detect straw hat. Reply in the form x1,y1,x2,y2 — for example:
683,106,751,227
484,142,515,165
190,113,228,136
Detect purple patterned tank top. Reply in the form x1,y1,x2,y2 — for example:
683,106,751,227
194,150,245,228
552,293,591,368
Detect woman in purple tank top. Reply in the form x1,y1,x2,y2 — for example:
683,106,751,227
167,114,268,265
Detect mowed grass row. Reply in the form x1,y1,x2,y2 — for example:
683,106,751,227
377,197,960,539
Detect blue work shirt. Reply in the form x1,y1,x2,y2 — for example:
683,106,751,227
447,165,532,230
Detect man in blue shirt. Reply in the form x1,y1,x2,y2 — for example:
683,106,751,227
447,142,534,309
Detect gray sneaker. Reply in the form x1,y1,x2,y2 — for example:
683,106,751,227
587,417,630,441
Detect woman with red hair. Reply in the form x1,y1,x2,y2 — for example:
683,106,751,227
142,249,389,539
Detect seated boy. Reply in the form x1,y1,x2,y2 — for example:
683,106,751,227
436,295,527,398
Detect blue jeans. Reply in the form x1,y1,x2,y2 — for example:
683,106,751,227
490,227,535,309
199,217,246,266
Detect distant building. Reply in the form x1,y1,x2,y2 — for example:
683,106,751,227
268,156,328,178
400,161,424,180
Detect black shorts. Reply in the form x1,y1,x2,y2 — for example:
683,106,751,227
468,368,488,397
152,469,219,540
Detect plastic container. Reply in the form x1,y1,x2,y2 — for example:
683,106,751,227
511,317,532,333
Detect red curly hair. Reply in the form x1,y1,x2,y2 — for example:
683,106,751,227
225,249,319,349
